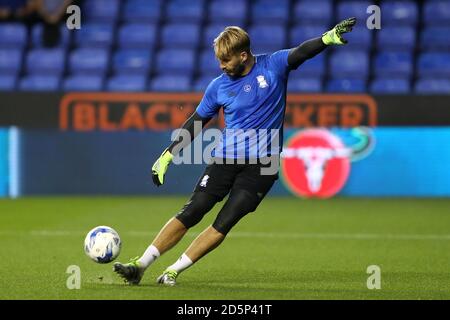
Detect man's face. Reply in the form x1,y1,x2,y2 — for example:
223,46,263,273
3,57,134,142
217,52,247,77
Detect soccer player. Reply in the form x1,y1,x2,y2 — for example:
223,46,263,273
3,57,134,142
113,18,356,286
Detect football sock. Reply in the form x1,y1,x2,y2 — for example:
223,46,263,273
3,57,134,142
167,253,193,273
137,244,160,269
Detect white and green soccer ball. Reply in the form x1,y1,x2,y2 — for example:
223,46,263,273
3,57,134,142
84,226,121,264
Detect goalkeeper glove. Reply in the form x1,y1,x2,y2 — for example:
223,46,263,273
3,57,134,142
322,17,357,45
151,149,173,186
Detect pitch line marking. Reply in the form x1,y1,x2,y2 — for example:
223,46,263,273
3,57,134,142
1,230,450,241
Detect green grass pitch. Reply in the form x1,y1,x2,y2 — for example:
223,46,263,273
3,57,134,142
0,196,449,300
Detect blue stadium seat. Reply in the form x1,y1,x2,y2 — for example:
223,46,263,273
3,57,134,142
31,24,71,48
150,75,191,92
118,24,157,49
0,75,17,91
19,75,60,91
377,26,416,51
160,23,201,48
420,27,450,51
423,1,450,26
251,0,289,23
370,78,410,94
202,23,229,48
83,0,120,23
417,53,450,78
374,52,413,77
249,24,286,53
329,51,369,78
337,1,372,22
113,50,152,74
326,79,366,93
74,24,114,48
26,48,65,75
287,78,323,92
415,79,450,94
294,0,332,25
290,53,326,77
200,49,220,76
381,1,418,26
156,49,195,75
342,24,373,50
123,0,162,22
166,0,204,22
69,48,109,75
208,0,248,24
0,49,22,75
107,75,147,92
193,76,216,92
63,75,104,91
289,26,326,47
0,23,27,49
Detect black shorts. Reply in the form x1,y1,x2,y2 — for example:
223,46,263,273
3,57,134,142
193,157,279,209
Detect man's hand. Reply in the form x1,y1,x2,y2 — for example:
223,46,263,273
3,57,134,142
322,17,357,45
151,149,174,187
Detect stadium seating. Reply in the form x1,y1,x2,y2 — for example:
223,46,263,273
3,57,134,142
370,78,410,94
423,1,450,26
417,53,450,78
329,51,370,78
150,75,191,92
288,77,323,92
415,79,450,94
155,49,195,75
208,0,248,24
377,26,416,51
294,1,332,26
0,0,449,94
202,23,229,48
249,24,287,53
26,48,66,75
374,52,413,77
123,0,162,22
327,78,367,93
63,75,104,91
19,75,60,91
74,24,115,48
381,1,418,26
160,23,201,48
0,49,22,75
252,0,290,23
113,50,152,74
166,0,205,22
0,23,27,49
291,54,326,77
69,48,109,75
0,75,17,91
82,0,120,23
420,27,450,51
107,74,147,92
31,24,71,48
118,23,157,49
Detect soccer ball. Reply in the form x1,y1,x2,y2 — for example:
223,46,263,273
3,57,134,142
84,226,121,264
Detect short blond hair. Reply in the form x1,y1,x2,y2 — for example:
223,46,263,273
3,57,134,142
213,26,251,60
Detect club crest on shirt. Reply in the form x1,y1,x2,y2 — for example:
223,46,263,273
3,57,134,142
243,84,251,92
257,75,268,88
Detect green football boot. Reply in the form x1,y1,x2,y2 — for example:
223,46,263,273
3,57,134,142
156,269,178,286
113,257,144,285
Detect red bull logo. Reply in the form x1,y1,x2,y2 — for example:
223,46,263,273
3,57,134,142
281,129,351,198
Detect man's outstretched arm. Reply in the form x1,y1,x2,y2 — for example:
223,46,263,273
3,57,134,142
151,112,211,186
287,17,357,69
